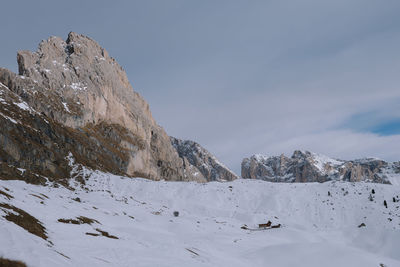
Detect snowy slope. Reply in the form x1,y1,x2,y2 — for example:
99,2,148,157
1,166,400,267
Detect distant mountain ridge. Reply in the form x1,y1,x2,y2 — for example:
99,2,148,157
242,150,400,184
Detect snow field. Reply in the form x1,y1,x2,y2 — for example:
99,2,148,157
1,170,399,267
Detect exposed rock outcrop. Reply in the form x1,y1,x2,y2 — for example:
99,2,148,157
241,150,398,184
0,32,205,183
171,137,238,182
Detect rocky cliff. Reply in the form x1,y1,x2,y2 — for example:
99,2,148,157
0,32,206,183
171,137,238,182
241,150,400,184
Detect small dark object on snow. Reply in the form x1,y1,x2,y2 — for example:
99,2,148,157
368,194,374,202
384,200,388,208
393,197,397,203
358,223,366,228
241,225,248,230
186,248,199,256
85,229,119,239
372,189,375,194
259,221,272,228
328,191,331,197
173,211,179,217
271,224,281,229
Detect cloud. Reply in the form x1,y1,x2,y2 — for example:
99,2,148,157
142,2,400,174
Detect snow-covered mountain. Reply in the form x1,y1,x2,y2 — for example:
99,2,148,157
1,155,399,267
171,137,238,182
242,150,400,184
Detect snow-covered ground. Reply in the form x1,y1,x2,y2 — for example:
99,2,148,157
1,169,400,267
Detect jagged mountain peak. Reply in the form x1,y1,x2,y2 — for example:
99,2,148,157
171,137,238,182
1,32,230,183
242,150,399,184
16,32,141,124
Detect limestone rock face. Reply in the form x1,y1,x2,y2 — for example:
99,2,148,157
241,150,397,184
171,137,238,182
0,32,199,182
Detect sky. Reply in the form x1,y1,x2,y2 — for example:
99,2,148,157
1,0,400,174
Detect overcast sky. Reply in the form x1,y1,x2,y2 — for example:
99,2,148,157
2,0,400,174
